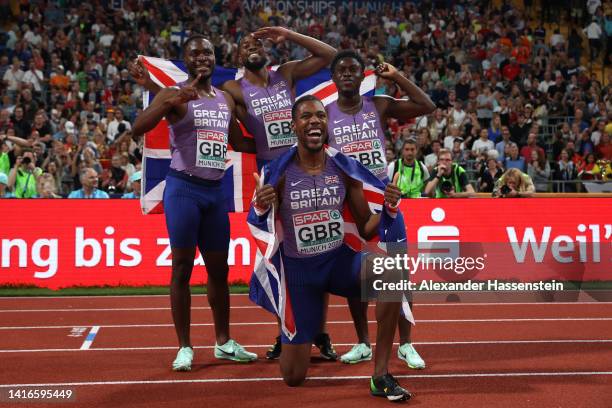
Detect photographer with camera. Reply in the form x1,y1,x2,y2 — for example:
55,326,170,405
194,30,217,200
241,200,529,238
424,149,475,198
7,150,42,198
492,168,535,198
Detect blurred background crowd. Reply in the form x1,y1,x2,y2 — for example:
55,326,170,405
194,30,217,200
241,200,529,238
0,0,611,199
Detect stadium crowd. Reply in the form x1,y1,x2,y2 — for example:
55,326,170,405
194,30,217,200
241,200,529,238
0,0,611,199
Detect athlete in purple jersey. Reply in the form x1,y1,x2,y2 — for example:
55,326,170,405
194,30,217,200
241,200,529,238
222,27,336,168
129,28,338,361
327,50,435,369
222,27,338,360
132,35,257,372
254,96,410,401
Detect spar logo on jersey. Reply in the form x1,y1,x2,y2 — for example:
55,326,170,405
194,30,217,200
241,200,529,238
341,139,382,154
293,209,344,255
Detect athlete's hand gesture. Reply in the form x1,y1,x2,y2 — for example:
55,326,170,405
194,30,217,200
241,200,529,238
384,172,402,207
128,57,151,87
375,62,400,81
253,172,276,211
253,26,289,44
168,74,202,106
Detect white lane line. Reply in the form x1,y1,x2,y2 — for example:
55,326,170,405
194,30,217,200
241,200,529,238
79,326,100,350
1,302,610,313
0,371,610,387
1,339,611,354
1,317,611,330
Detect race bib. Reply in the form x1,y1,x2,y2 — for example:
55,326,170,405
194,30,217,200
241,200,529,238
341,139,386,176
263,110,295,148
196,129,227,170
293,209,344,255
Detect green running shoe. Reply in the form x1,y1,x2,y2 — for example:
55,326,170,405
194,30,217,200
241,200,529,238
214,339,257,362
172,346,194,371
340,343,372,364
397,343,425,369
370,373,412,402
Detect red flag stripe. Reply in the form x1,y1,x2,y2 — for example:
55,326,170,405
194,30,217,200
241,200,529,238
141,57,179,87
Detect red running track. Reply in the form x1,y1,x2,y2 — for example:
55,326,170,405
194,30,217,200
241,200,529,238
0,295,610,408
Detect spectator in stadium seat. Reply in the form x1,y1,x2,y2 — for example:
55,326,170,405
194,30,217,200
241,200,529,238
554,149,579,192
68,168,109,199
527,149,551,192
424,148,475,198
472,128,495,158
100,154,128,195
493,168,535,198
478,157,503,193
36,173,61,198
504,142,526,172
520,132,545,164
578,153,598,180
122,171,141,199
596,132,611,160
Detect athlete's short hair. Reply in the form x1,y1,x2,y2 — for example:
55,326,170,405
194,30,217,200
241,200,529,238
330,50,365,74
291,95,323,119
183,34,209,50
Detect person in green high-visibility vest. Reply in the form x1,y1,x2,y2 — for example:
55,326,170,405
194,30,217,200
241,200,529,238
387,139,430,198
424,148,475,198
7,150,42,198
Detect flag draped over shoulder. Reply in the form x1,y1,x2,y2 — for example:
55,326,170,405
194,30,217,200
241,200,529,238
138,56,376,214
247,146,413,341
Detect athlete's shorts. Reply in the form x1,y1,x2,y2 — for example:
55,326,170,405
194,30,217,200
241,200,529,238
163,169,230,252
281,244,361,344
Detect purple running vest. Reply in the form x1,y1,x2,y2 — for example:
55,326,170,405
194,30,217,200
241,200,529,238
240,70,295,161
169,85,230,181
280,158,346,258
326,97,388,179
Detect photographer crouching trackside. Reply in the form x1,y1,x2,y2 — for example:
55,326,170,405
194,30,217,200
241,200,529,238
492,168,535,198
424,148,475,198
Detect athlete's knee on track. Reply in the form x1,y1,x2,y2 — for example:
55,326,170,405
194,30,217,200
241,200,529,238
281,368,307,387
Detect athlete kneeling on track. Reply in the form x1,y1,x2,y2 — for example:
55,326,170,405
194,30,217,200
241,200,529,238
250,95,411,402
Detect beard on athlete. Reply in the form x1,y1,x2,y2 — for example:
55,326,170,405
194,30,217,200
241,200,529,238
240,35,268,71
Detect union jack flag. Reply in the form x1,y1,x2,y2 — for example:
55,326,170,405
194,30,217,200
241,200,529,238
138,56,377,214
248,146,413,341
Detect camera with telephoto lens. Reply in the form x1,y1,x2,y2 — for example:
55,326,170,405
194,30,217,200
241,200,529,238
22,157,32,165
500,184,511,196
440,180,453,194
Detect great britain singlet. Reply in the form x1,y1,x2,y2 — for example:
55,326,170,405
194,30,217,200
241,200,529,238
240,70,295,161
326,97,388,179
280,158,346,258
168,84,230,181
